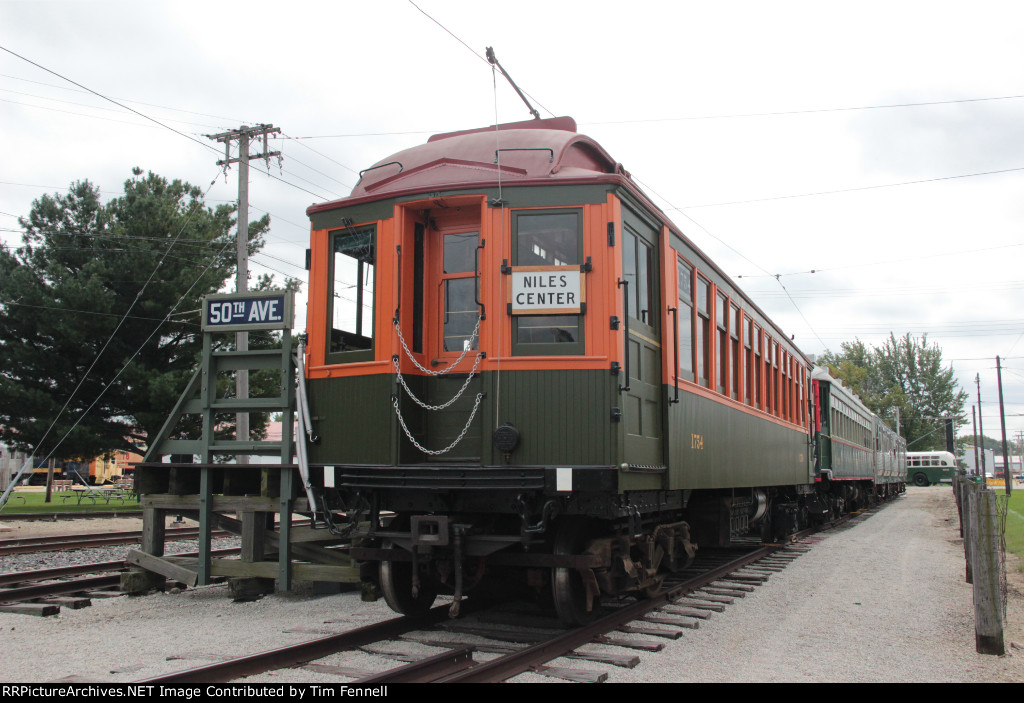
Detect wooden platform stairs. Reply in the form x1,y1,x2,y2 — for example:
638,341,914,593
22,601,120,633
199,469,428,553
122,293,361,600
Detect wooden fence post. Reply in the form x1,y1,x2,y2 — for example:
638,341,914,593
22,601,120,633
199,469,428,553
963,481,976,585
970,489,1005,655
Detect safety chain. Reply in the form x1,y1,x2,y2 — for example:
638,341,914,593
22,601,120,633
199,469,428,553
392,391,485,456
394,317,481,376
393,351,484,411
391,316,485,454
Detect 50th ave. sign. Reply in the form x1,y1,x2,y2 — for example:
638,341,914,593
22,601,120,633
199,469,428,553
507,266,585,315
202,291,294,332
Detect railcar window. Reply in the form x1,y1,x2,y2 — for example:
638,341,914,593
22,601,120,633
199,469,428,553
328,226,376,362
716,292,728,394
781,352,789,421
730,304,740,400
772,342,779,418
511,210,583,355
753,325,762,409
441,231,480,352
677,260,694,382
796,367,802,424
744,316,753,405
696,276,710,387
623,227,655,328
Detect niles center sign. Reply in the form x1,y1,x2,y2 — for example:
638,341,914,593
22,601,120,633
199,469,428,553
508,266,585,315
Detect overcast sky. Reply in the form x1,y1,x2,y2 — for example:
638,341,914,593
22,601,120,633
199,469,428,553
1,0,1022,442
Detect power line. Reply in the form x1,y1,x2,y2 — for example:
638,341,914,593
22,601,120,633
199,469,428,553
582,93,1024,126
406,0,554,118
737,243,1024,279
0,72,255,123
0,46,333,201
1,90,228,130
676,165,1024,210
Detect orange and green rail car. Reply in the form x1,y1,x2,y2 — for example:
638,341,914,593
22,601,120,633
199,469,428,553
302,117,903,624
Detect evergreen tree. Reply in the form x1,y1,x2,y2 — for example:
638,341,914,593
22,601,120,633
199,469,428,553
0,169,276,460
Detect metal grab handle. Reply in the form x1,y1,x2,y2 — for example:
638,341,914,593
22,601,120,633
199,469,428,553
669,306,679,404
393,244,402,325
618,279,630,393
357,160,403,180
475,239,486,320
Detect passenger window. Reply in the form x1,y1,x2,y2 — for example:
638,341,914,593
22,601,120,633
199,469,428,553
696,276,710,387
716,292,728,394
677,260,694,382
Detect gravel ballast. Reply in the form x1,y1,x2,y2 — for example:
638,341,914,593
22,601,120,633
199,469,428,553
1,487,1022,683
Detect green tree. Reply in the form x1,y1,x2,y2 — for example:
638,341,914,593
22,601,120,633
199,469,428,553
0,169,274,460
819,333,968,451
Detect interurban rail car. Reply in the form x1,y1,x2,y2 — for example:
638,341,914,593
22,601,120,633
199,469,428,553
300,116,906,623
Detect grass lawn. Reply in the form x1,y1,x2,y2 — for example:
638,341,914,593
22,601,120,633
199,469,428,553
1,488,140,515
1002,489,1024,571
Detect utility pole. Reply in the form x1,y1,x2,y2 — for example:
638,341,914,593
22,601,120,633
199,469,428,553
972,405,980,477
976,374,986,479
996,356,1012,495
205,125,281,454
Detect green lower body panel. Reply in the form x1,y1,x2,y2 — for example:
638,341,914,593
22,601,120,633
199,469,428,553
307,368,617,468
666,387,811,490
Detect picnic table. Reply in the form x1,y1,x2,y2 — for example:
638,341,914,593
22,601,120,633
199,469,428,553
61,478,137,505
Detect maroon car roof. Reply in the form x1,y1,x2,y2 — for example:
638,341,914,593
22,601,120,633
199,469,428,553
307,116,625,214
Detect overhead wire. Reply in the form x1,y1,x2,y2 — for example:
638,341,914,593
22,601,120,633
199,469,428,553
406,0,555,118
634,170,827,345
0,45,334,201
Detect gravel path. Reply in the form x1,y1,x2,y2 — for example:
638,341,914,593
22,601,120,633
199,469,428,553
1,487,1021,683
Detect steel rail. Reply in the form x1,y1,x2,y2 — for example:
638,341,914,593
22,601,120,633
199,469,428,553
0,548,241,602
0,510,143,521
440,543,778,683
135,603,476,684
0,527,233,555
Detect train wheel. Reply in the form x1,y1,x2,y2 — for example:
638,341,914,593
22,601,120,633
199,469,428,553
551,517,597,626
379,538,438,616
913,473,929,487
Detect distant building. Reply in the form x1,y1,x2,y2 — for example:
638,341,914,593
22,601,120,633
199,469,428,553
1,443,28,491
993,453,1023,479
90,448,144,483
961,445,996,477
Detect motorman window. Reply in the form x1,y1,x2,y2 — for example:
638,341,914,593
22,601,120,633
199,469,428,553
511,210,583,356
328,225,375,363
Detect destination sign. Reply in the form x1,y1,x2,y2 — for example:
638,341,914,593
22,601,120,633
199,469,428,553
202,291,293,332
508,266,584,315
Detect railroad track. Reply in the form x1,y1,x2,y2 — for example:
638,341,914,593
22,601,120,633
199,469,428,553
135,530,836,684
0,548,241,614
0,527,235,556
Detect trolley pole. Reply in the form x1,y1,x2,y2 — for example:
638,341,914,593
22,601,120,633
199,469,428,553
205,125,281,454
